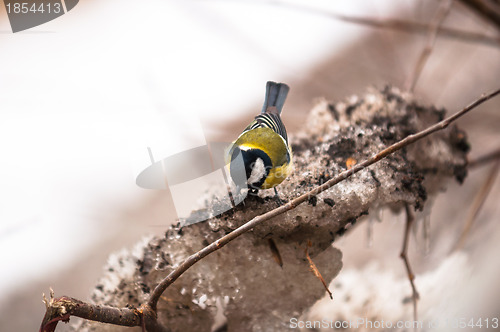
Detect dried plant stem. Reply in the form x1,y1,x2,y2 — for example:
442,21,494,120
305,242,333,300
405,0,453,92
266,0,500,48
458,0,500,30
401,204,420,324
330,13,500,48
39,297,169,332
40,293,142,332
468,147,500,168
454,160,500,251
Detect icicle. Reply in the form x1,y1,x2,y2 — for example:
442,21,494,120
421,196,435,255
366,208,383,248
366,217,374,248
424,214,431,255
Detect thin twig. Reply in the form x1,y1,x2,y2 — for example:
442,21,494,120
453,160,500,251
39,290,170,332
39,296,142,332
401,204,419,324
468,147,500,168
264,0,500,48
405,0,453,92
147,88,500,312
329,13,500,48
305,241,333,300
458,0,500,30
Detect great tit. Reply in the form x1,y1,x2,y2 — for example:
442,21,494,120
228,81,292,197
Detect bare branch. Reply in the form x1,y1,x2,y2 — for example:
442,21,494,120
266,0,500,48
40,293,141,332
305,241,333,300
469,147,500,168
39,289,170,332
458,0,500,30
328,13,500,48
405,0,453,92
454,160,500,251
401,204,419,324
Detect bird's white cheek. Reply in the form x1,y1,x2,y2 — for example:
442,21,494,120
248,158,266,184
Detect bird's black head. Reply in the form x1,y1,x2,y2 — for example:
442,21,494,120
230,146,272,190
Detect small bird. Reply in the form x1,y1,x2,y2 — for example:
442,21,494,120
228,81,293,200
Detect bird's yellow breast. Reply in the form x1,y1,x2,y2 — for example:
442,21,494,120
229,127,292,189
261,161,292,189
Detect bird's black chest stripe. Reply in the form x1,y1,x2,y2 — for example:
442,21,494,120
231,147,272,189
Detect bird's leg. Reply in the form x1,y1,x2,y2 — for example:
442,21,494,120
274,187,284,206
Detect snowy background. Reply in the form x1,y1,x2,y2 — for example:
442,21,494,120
1,1,499,331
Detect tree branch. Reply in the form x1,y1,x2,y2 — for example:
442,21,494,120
468,147,500,168
267,0,500,48
400,204,419,323
405,0,453,92
454,159,500,251
458,0,500,30
40,289,142,332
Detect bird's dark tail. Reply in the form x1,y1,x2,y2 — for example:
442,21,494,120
261,81,289,115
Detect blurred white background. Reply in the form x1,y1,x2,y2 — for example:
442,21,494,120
1,1,499,331
0,0,399,298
